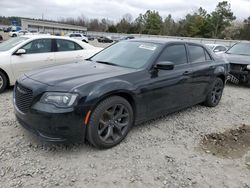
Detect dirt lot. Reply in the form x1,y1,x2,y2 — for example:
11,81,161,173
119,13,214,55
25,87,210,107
0,84,250,188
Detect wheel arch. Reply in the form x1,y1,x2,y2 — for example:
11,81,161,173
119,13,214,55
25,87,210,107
90,91,137,120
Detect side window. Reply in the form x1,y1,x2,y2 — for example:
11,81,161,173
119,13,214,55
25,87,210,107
158,44,187,65
69,34,75,37
56,39,82,52
75,43,83,50
188,45,206,63
22,39,52,54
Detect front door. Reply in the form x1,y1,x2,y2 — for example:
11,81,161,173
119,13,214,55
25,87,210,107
142,43,193,117
11,38,54,79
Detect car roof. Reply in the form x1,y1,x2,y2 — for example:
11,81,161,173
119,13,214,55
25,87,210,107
19,35,97,49
129,38,207,46
20,35,77,40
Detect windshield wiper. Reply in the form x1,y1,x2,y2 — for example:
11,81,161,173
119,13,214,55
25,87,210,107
95,61,119,67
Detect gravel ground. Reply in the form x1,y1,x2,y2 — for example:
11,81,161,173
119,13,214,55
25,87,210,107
0,84,250,188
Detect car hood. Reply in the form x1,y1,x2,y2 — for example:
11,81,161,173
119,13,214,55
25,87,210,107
25,61,134,89
218,53,250,65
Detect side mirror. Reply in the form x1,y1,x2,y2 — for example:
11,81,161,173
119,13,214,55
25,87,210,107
15,49,26,55
155,61,174,70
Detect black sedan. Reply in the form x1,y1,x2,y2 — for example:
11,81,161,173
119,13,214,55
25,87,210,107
97,36,113,43
14,39,229,148
219,42,250,85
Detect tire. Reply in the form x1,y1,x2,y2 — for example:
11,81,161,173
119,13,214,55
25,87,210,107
87,96,134,149
0,71,8,93
12,34,17,37
82,40,88,43
204,78,224,107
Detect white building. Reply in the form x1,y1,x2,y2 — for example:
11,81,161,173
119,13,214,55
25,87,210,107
21,19,87,35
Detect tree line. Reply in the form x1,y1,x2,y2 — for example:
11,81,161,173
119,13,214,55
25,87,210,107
0,1,250,40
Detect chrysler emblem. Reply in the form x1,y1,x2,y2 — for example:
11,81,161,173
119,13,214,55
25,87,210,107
17,86,27,94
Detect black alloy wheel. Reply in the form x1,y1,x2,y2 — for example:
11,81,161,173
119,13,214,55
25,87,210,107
98,104,129,143
204,78,224,107
87,96,133,149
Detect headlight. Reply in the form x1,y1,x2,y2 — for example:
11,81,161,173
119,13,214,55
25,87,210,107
40,92,78,108
247,65,250,70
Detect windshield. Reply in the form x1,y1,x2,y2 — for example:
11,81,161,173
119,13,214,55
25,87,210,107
227,43,250,56
91,41,162,69
0,37,28,52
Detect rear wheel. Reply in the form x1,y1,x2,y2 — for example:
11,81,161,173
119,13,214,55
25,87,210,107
0,71,8,93
204,78,224,107
87,96,133,149
12,34,17,37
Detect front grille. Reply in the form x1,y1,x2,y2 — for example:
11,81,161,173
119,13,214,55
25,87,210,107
14,83,33,113
230,64,242,71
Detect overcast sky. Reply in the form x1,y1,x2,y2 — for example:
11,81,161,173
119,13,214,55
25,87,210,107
0,0,250,22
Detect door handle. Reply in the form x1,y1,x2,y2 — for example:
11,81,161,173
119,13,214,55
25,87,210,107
183,70,193,75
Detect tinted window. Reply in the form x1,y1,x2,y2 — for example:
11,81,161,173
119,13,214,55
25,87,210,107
158,44,187,65
56,39,82,52
22,39,52,54
189,45,206,63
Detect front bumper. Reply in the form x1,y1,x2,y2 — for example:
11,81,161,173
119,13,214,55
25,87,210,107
13,77,89,143
14,105,87,142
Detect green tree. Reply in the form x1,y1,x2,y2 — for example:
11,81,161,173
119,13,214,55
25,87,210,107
238,17,250,40
162,14,176,36
143,10,163,35
210,1,236,38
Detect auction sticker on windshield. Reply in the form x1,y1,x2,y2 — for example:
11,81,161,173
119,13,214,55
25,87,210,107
139,44,157,51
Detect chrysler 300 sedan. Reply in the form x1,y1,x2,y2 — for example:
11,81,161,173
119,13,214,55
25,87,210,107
14,39,229,149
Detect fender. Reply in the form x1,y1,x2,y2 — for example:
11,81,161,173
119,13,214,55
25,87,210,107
84,79,137,106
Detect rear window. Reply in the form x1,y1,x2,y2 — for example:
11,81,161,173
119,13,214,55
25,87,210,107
188,45,206,63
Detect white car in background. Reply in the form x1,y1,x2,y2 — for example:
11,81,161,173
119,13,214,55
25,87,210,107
9,30,31,37
206,44,228,54
66,33,88,43
0,35,103,92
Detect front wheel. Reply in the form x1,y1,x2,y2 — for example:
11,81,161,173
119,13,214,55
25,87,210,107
204,78,224,107
87,96,134,149
0,71,8,93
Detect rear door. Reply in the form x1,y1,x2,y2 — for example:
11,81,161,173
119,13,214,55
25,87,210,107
11,38,55,79
186,44,216,103
54,39,85,65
